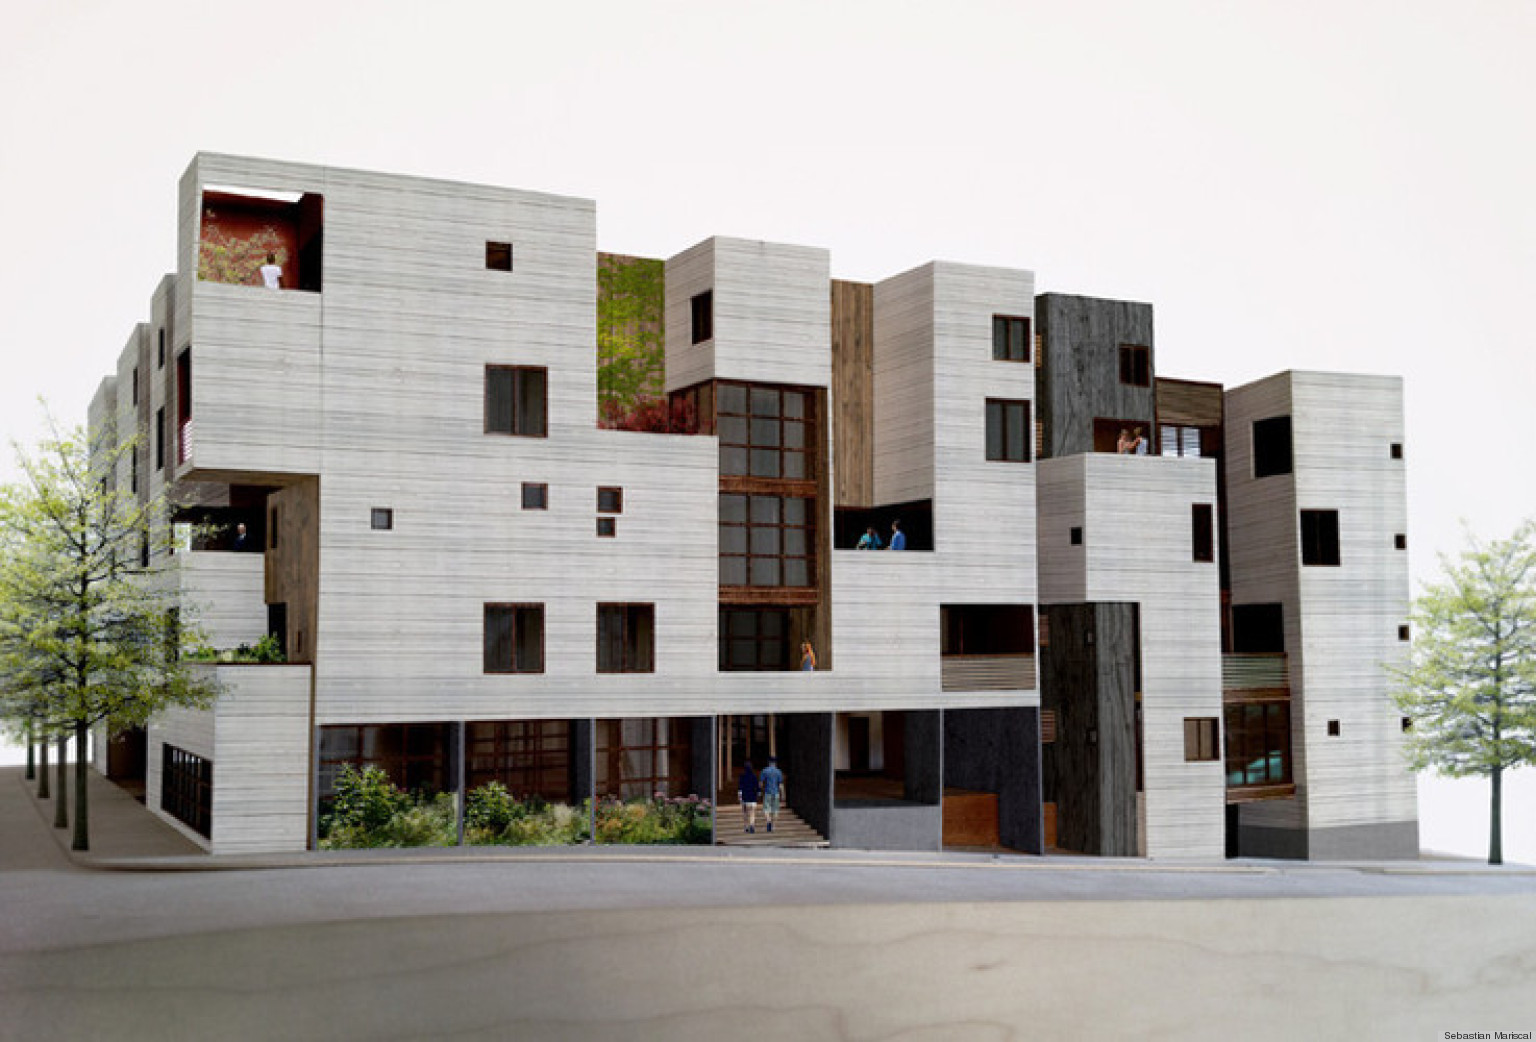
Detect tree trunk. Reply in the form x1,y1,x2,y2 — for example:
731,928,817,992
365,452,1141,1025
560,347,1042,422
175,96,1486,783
1489,764,1503,866
53,735,69,828
25,723,35,781
73,720,90,852
37,736,50,799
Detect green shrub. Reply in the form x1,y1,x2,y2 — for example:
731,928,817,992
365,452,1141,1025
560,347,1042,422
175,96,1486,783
465,788,587,846
320,765,455,849
595,794,712,845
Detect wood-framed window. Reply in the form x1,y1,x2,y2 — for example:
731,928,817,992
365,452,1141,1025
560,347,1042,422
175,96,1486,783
484,603,544,673
1183,717,1219,762
1192,503,1214,562
1224,702,1292,785
1118,344,1150,387
161,744,212,838
719,492,814,588
485,241,513,271
992,315,1031,362
522,483,548,510
691,290,713,344
485,365,548,437
465,720,570,800
1252,416,1293,477
317,723,453,800
718,608,792,670
597,603,654,673
596,717,694,799
1299,509,1340,566
940,604,1035,655
597,517,617,537
370,508,393,531
715,382,813,481
985,399,1031,462
597,486,623,513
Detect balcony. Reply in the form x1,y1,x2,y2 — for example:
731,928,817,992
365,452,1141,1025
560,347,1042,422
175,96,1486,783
1222,653,1289,695
940,654,1037,692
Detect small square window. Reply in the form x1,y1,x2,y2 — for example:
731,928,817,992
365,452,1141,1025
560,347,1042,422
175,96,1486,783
1327,720,1341,737
1398,624,1411,641
1070,527,1083,546
1390,442,1403,460
691,290,713,345
1395,533,1407,550
597,517,617,538
370,508,393,531
486,241,513,271
522,483,548,510
598,487,623,513
1183,718,1219,761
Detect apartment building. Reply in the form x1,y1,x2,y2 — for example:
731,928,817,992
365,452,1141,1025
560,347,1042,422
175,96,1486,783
85,154,1416,859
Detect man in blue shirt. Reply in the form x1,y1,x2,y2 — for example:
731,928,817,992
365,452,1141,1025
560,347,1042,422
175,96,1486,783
888,519,907,551
760,757,785,833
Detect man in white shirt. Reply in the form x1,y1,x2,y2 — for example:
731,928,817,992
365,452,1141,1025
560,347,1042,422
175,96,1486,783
260,252,283,289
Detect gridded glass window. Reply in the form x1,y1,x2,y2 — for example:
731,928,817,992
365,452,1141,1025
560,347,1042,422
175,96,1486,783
1159,424,1205,458
716,382,813,480
1118,344,1150,386
986,399,1031,462
1224,702,1292,785
161,744,212,837
484,603,544,673
992,315,1031,362
719,493,813,588
485,365,548,437
465,720,569,801
597,603,655,673
596,717,693,799
719,608,792,670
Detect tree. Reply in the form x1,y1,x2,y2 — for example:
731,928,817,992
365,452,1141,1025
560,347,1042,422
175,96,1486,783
0,420,219,851
1394,520,1536,864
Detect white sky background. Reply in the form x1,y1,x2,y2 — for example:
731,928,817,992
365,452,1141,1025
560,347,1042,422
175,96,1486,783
0,0,1532,861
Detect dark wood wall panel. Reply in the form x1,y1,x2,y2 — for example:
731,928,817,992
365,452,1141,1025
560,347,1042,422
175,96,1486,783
1156,377,1224,428
1036,294,1156,459
830,279,874,507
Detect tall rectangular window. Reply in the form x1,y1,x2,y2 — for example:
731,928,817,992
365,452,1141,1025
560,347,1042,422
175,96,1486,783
985,399,1031,462
1299,509,1340,566
1191,503,1214,562
597,604,655,673
155,408,166,470
484,604,544,673
132,366,140,405
1118,345,1150,386
691,290,713,344
485,366,548,437
992,315,1031,362
161,744,212,837
1252,416,1293,477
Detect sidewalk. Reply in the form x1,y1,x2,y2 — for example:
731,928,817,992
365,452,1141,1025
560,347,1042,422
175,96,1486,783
4,764,203,869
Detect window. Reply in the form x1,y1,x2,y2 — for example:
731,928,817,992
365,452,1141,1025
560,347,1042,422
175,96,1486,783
1224,702,1291,786
465,720,570,800
370,508,393,531
1159,424,1206,458
1183,718,1219,762
485,241,513,271
985,399,1031,462
597,604,655,673
1192,504,1214,562
161,744,212,838
597,487,623,513
158,328,166,369
1118,345,1150,387
1402,716,1413,733
318,723,452,801
992,315,1031,362
940,605,1035,655
719,493,814,587
155,408,166,471
1327,719,1341,737
597,517,617,537
1231,604,1285,653
485,365,548,437
1390,442,1403,460
596,718,693,799
175,349,193,466
522,483,548,510
719,608,791,670
269,506,279,548
130,448,139,494
715,382,813,480
132,366,140,405
484,604,544,673
691,290,713,344
1395,533,1407,550
1252,416,1293,477
1398,624,1411,641
1070,526,1083,546
1299,509,1340,566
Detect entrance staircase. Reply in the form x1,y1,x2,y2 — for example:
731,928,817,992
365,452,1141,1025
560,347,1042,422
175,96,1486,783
715,805,828,848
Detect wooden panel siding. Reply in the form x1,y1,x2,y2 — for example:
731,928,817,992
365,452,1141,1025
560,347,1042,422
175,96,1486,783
940,654,1037,692
831,279,875,507
1035,294,1155,459
1156,377,1223,429
266,477,319,664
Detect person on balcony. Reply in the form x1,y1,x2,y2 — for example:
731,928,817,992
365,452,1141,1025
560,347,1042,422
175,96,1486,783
1133,426,1149,454
1117,427,1135,454
260,252,283,290
232,522,252,551
856,526,883,550
800,641,817,671
887,519,907,551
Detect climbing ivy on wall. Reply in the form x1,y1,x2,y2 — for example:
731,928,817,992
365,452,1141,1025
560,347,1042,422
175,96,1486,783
597,254,666,424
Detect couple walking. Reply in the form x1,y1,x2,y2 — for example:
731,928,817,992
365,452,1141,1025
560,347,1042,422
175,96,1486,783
737,757,785,834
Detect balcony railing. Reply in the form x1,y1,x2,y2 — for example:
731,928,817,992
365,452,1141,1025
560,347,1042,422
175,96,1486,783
1222,653,1289,693
178,418,194,466
941,654,1037,692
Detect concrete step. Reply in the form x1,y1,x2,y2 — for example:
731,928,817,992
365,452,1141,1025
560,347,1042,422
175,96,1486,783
716,806,828,848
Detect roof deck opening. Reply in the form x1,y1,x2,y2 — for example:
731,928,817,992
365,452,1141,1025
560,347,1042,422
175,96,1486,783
198,187,323,292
